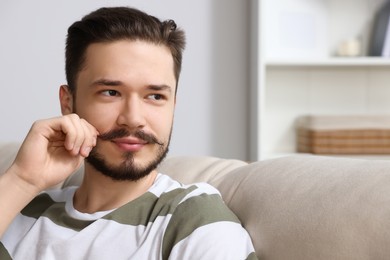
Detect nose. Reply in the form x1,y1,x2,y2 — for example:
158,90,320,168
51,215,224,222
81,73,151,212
116,96,146,130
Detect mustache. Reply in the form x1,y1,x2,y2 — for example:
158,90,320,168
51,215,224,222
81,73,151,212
98,128,164,146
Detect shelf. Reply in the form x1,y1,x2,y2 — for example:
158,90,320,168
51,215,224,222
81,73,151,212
249,0,390,161
266,57,390,67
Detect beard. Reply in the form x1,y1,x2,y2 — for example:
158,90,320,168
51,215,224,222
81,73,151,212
85,128,170,182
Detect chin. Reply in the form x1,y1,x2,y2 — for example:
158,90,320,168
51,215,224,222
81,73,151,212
86,143,169,182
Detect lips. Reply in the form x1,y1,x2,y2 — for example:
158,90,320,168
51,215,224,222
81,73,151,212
111,137,148,152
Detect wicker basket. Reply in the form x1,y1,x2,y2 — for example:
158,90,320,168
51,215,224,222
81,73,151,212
296,115,390,154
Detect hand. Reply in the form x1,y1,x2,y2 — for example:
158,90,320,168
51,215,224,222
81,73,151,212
10,114,99,193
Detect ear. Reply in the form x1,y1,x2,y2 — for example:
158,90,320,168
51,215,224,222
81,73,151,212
59,85,74,115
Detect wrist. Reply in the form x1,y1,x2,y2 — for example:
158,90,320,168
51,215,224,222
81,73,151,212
0,167,41,238
4,165,42,198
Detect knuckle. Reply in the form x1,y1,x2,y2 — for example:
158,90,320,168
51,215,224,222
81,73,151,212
30,119,49,134
67,113,80,122
31,119,44,129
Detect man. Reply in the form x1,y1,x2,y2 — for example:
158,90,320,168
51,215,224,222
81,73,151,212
0,7,257,259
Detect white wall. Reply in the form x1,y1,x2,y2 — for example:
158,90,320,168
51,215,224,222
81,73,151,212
0,0,250,160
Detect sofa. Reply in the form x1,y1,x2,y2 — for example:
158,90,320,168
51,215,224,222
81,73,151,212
1,142,390,259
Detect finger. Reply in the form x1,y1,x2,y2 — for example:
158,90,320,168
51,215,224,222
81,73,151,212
61,114,85,155
79,119,98,157
69,115,88,156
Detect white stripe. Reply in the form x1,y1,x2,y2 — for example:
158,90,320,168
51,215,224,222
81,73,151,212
2,214,37,256
150,174,221,204
169,221,255,260
10,214,173,260
178,182,221,204
148,173,183,196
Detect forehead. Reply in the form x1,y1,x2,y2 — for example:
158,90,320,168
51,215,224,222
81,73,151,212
77,40,176,88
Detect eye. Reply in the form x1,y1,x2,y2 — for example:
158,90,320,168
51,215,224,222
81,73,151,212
101,90,119,97
148,94,165,101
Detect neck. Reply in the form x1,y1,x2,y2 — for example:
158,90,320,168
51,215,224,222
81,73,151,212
73,163,157,213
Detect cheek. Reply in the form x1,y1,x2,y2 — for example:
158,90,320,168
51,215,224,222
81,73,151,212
93,114,119,135
74,102,119,133
150,109,174,136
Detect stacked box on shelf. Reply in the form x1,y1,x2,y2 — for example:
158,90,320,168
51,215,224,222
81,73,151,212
296,115,390,154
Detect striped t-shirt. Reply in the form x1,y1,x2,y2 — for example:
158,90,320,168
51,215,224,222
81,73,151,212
1,173,257,260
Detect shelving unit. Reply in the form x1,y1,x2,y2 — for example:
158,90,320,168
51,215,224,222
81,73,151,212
250,0,390,161
266,57,390,67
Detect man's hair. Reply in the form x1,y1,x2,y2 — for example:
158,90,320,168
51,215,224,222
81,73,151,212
65,7,186,94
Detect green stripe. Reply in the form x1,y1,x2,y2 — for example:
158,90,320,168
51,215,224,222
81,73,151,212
246,252,258,260
162,193,241,260
20,193,93,232
103,186,197,226
21,193,56,218
43,203,94,231
47,186,197,230
20,186,199,231
0,242,12,260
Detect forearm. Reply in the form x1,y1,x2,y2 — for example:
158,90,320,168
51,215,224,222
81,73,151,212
0,166,40,238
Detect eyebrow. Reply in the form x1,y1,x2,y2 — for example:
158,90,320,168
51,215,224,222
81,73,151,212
91,79,122,87
148,84,172,93
91,79,173,93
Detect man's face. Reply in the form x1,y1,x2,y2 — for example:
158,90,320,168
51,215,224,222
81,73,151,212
66,40,176,181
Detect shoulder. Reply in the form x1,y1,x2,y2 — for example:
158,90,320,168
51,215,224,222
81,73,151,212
163,179,241,234
173,182,238,223
155,173,235,216
154,174,232,218
158,175,256,259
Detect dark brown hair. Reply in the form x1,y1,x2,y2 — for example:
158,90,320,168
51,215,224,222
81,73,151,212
65,7,186,94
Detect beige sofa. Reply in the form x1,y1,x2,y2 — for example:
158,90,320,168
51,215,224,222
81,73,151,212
1,142,390,259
